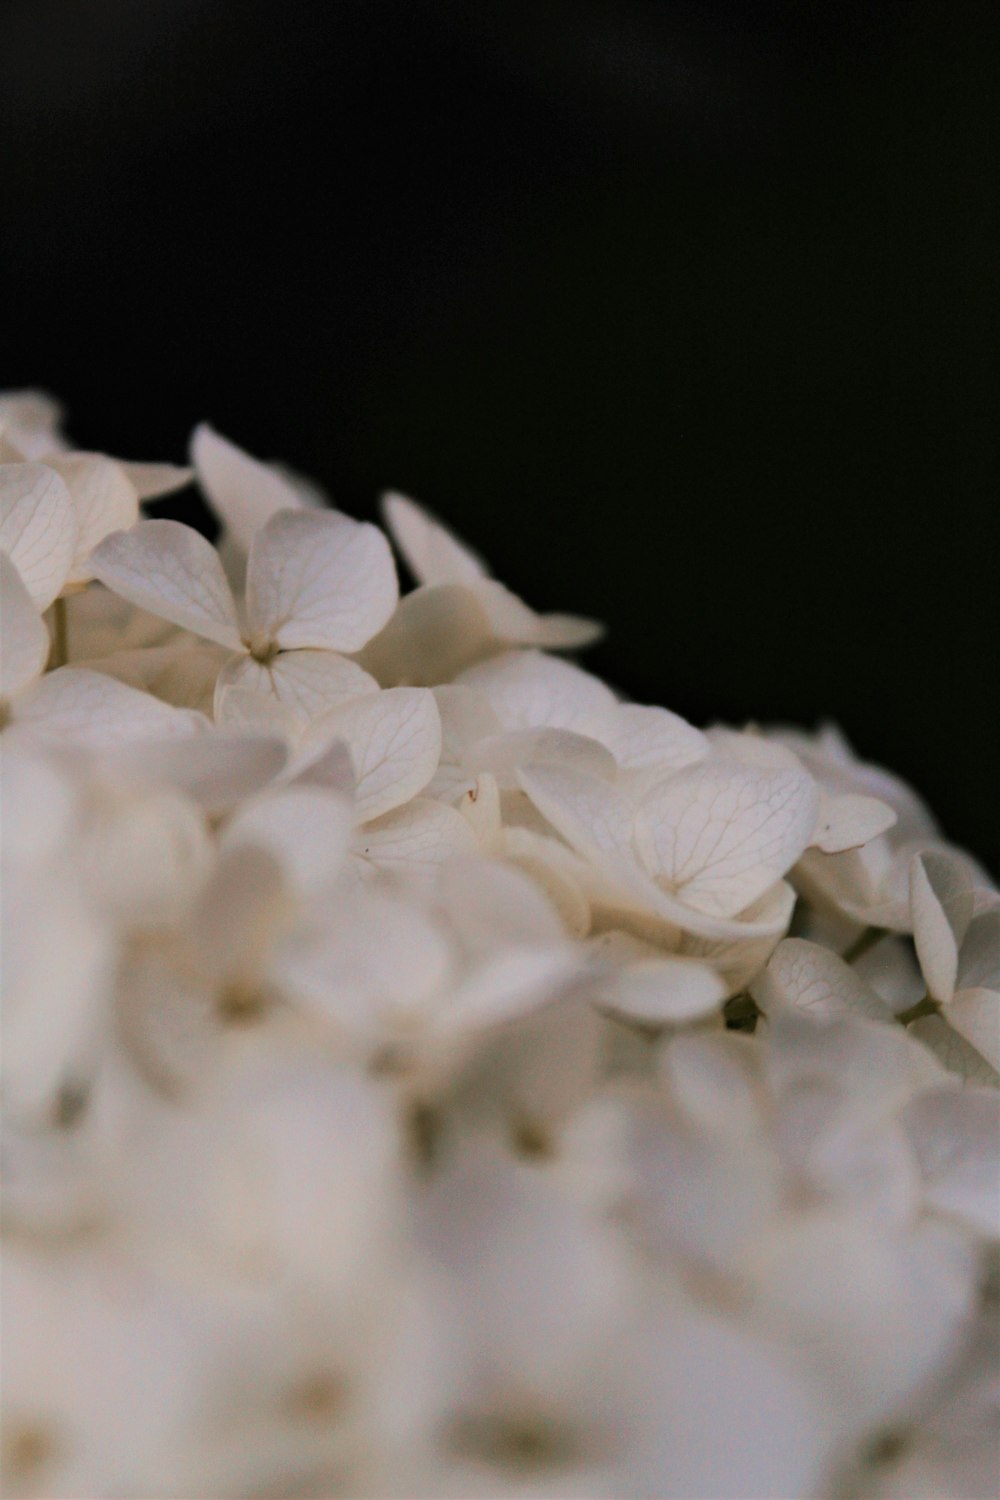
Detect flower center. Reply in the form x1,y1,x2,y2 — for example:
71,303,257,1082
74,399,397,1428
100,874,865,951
217,981,269,1025
243,633,278,664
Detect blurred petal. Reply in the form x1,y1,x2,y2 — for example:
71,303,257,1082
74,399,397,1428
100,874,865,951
901,1087,1000,1235
381,491,487,586
812,792,897,853
223,785,353,897
0,550,49,697
192,423,305,550
599,956,726,1024
14,667,200,747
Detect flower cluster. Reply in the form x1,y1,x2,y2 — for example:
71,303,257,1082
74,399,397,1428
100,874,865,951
2,391,997,1499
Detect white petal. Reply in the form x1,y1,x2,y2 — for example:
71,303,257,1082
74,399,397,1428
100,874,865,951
475,578,603,649
448,947,577,1035
223,785,353,896
516,762,639,891
956,907,1000,993
465,725,616,783
518,761,792,943
663,1032,764,1137
48,454,139,581
0,551,49,697
591,702,708,774
116,461,192,501
679,880,796,991
352,798,476,881
90,519,242,649
191,844,289,987
216,648,377,720
245,508,397,652
105,731,288,814
381,490,487,585
907,1015,999,1086
290,734,355,794
437,853,570,953
753,1212,977,1442
635,760,820,917
313,687,441,822
359,583,494,685
2,871,113,1119
902,1087,1000,1236
424,682,502,797
13,667,201,747
279,888,453,1030
1,742,77,866
214,683,302,740
599,957,726,1024
79,641,227,715
946,989,1000,1072
76,786,213,929
854,933,926,1015
628,1297,828,1500
191,423,304,550
500,826,592,936
753,938,894,1022
457,649,616,732
910,850,976,1003
0,463,76,608
812,791,898,853
0,389,66,457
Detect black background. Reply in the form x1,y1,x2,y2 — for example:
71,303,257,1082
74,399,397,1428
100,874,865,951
4,0,996,864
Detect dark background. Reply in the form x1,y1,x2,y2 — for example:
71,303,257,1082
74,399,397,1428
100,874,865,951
3,0,996,863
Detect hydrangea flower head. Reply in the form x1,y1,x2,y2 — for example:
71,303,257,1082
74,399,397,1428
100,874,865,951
1,389,996,1500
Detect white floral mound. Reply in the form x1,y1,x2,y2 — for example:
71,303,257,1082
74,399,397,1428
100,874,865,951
2,392,998,1500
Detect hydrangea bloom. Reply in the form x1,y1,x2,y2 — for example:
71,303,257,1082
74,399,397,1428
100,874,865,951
2,392,997,1500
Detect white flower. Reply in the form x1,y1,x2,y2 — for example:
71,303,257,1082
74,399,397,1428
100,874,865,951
1,451,189,611
513,750,815,995
91,506,397,714
4,391,996,1500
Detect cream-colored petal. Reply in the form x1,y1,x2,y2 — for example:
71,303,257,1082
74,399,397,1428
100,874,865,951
910,850,977,1004
245,508,397,652
314,687,441,823
0,462,76,608
49,454,139,581
191,423,304,550
0,550,50,698
90,519,242,649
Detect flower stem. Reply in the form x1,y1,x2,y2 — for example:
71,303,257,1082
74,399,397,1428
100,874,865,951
896,995,938,1026
49,595,69,669
843,926,882,965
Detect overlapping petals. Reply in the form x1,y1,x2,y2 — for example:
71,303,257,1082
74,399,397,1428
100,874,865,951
1,390,996,1500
